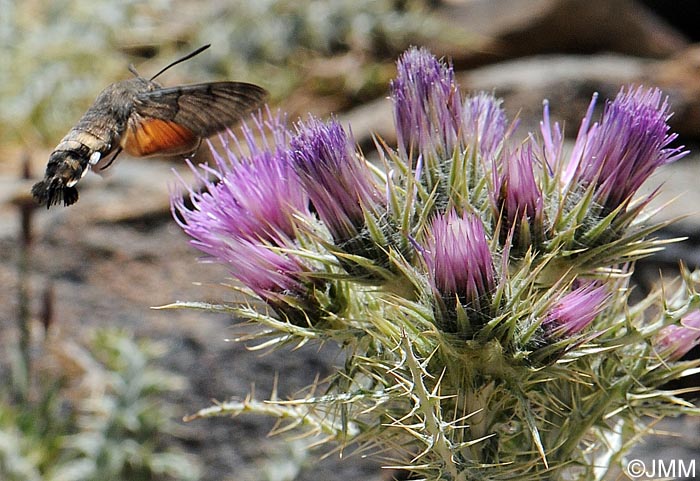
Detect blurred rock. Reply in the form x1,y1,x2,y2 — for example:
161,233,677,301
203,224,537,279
640,0,700,42
433,0,689,67
648,45,700,139
338,96,395,151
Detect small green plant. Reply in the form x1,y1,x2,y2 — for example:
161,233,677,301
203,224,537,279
0,329,199,481
170,47,700,480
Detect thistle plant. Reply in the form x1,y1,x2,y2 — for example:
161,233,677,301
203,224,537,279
170,47,700,480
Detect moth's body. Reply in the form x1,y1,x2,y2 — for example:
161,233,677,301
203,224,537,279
32,46,267,207
41,79,147,205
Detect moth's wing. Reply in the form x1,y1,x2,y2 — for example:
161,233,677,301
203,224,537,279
120,113,201,158
133,81,268,137
120,81,267,158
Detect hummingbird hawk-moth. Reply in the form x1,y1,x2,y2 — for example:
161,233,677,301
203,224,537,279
31,45,268,208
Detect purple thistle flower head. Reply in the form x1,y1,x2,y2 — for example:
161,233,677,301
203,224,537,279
290,116,382,243
215,237,310,300
562,86,687,211
390,47,462,159
423,211,496,326
494,142,544,249
656,311,700,361
543,283,609,338
175,150,308,244
463,92,508,164
172,112,316,311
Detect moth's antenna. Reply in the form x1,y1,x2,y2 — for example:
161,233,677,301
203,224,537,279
150,44,211,81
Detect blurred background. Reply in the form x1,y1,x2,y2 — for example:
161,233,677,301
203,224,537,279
1,1,699,480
